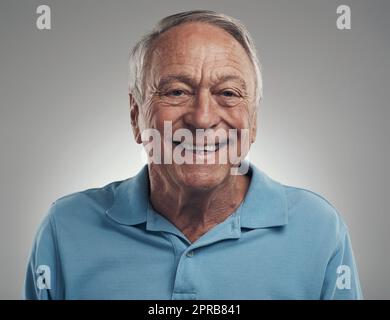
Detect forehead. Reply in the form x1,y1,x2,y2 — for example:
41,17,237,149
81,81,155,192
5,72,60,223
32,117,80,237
148,22,254,78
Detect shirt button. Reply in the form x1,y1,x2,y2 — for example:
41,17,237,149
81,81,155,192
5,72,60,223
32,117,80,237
186,250,194,257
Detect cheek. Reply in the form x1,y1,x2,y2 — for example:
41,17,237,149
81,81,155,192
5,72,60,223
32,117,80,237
223,106,252,130
222,107,253,155
142,103,189,142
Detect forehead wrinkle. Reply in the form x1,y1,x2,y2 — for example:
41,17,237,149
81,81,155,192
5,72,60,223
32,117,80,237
152,30,247,68
149,46,202,80
147,24,255,94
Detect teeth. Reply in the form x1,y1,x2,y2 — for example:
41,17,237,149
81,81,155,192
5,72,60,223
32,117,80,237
179,143,218,152
204,145,217,152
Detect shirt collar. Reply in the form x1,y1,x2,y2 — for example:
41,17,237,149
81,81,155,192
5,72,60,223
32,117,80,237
240,164,288,228
105,165,150,226
106,163,288,229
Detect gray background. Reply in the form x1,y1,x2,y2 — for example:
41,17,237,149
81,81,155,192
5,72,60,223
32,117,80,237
0,0,388,299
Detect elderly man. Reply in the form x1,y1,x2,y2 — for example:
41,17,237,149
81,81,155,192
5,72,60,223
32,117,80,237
24,10,362,300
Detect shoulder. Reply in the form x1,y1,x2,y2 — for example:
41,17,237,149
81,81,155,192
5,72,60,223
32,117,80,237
282,184,349,245
47,178,130,226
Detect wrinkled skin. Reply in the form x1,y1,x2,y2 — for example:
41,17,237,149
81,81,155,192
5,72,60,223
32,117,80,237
130,22,258,242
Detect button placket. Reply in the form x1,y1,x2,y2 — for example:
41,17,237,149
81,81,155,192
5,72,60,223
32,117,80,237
171,246,198,299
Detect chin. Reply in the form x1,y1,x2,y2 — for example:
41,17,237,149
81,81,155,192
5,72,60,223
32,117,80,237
174,163,230,191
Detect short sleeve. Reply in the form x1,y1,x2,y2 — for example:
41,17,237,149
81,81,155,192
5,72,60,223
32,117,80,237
320,226,363,299
23,203,63,300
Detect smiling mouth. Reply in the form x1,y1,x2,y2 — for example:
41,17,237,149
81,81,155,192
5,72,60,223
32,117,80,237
172,141,228,154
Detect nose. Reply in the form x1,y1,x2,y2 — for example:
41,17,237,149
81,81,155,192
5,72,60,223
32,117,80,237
183,89,221,130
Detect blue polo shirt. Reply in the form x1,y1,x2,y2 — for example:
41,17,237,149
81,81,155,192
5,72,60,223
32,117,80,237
24,163,363,299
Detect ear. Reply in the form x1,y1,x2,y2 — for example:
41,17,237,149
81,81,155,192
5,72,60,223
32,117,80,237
129,94,142,144
250,109,257,144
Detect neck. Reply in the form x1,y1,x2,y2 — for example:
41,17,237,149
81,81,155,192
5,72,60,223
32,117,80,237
148,165,250,243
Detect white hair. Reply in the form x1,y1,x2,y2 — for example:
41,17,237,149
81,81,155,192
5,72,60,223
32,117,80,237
128,10,263,107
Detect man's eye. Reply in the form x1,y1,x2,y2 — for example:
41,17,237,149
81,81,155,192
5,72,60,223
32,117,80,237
221,90,238,97
167,89,185,97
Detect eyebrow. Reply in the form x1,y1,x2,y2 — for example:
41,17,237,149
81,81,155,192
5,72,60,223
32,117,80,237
157,73,248,92
214,75,248,91
157,74,198,90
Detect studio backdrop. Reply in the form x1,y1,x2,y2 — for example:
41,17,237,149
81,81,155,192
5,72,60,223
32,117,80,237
0,0,388,299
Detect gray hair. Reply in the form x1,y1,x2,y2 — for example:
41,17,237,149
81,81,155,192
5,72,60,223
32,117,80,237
128,10,263,108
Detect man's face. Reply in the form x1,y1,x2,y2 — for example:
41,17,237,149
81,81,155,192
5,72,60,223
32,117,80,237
132,22,257,190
